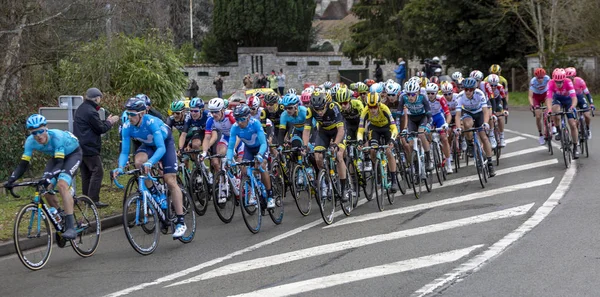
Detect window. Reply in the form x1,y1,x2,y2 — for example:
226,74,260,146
351,60,363,65
374,60,385,65
197,71,209,76
218,71,230,76
183,72,189,76
329,61,342,66
307,61,320,66
286,61,298,66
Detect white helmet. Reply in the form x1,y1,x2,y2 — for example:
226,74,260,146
386,79,395,86
404,80,421,94
451,71,463,81
323,81,333,89
432,56,440,62
249,96,261,109
441,82,454,94
470,70,484,81
408,76,420,83
434,68,442,74
208,98,225,112
287,88,297,95
425,83,439,93
385,82,401,95
487,74,500,86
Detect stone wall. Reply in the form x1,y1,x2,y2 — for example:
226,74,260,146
184,47,444,97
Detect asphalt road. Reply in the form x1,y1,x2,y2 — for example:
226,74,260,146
0,110,593,297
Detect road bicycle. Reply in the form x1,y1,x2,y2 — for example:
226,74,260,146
212,154,238,223
361,140,395,211
401,131,432,199
550,108,573,168
314,146,356,224
285,147,317,216
463,127,489,188
491,112,508,166
576,108,591,158
346,140,375,201
429,127,447,186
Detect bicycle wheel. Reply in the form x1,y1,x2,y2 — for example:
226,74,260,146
391,145,406,195
346,158,360,208
272,160,289,198
212,171,236,223
545,117,553,155
14,203,53,270
411,151,422,199
495,132,502,166
291,165,312,216
70,195,101,257
177,186,196,243
317,169,335,225
561,126,571,168
424,160,433,193
190,169,209,216
370,157,381,206
376,157,386,212
340,169,354,216
362,165,375,201
432,143,443,186
474,143,486,189
239,174,261,234
123,193,159,255
580,118,588,158
269,171,285,225
123,176,138,207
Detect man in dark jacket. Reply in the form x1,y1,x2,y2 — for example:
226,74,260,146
73,88,119,208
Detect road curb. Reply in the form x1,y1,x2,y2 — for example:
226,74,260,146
0,213,123,258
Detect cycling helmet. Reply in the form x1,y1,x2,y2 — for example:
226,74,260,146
365,79,375,87
330,84,340,95
190,97,204,109
487,74,500,86
489,64,501,74
370,82,384,93
386,79,395,86
434,68,442,74
457,77,465,85
136,94,151,106
404,80,421,94
281,93,300,107
425,83,439,93
366,92,380,107
552,68,566,81
170,100,185,112
430,76,440,85
432,56,440,63
336,88,352,103
356,82,369,93
565,67,577,77
441,82,454,94
323,81,333,89
223,99,229,109
534,68,547,79
26,114,47,129
264,92,280,105
451,71,463,81
310,92,328,109
470,70,484,81
416,71,425,78
419,77,429,88
462,77,478,89
207,98,225,112
125,97,147,112
247,95,261,109
385,82,401,96
300,92,311,105
324,90,333,102
287,88,297,95
233,104,251,119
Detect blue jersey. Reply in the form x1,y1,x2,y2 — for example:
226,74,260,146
119,114,171,167
182,110,208,138
21,129,79,161
398,94,431,116
530,75,551,94
227,118,267,160
279,106,308,131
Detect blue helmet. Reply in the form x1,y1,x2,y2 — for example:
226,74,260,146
233,104,251,119
190,97,204,109
462,77,478,89
281,93,299,107
26,114,47,129
370,83,384,93
135,94,151,106
125,97,147,112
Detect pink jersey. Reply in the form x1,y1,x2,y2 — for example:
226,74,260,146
572,77,590,95
430,95,450,116
546,79,576,99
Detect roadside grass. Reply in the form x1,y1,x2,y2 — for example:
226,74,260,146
509,91,599,107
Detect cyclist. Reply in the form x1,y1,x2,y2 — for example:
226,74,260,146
398,79,434,171
300,91,312,108
227,105,274,207
441,82,461,167
455,77,496,177
485,64,509,92
566,67,594,139
451,71,463,91
529,68,551,145
179,97,208,152
487,74,508,147
357,92,400,192
278,93,308,148
5,114,81,239
114,98,186,237
355,82,369,105
287,88,297,96
302,91,350,201
425,83,453,174
261,92,284,157
337,86,364,142
470,70,496,148
201,98,244,193
166,100,188,133
547,68,579,159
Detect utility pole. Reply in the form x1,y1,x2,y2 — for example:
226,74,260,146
190,0,193,41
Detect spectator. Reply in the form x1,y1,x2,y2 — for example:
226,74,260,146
374,63,383,82
213,75,224,98
73,88,119,208
258,74,268,88
394,58,406,85
253,72,261,88
188,79,199,98
243,74,253,89
268,70,278,92
277,69,286,95
423,56,442,78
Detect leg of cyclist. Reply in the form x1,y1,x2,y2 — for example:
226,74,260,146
551,98,563,141
462,115,474,157
497,103,506,147
577,94,592,139
532,93,546,145
567,104,579,159
419,118,433,171
477,110,496,177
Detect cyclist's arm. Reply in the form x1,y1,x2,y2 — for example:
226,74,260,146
148,126,167,166
256,122,268,155
179,119,190,149
118,126,131,168
528,89,534,107
302,109,313,145
7,138,34,183
356,109,368,141
422,98,432,123
482,101,490,126
226,125,238,161
277,114,288,145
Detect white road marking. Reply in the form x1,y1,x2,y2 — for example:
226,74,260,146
227,245,484,297
504,136,525,144
413,132,576,297
326,178,551,229
457,146,549,168
167,204,533,286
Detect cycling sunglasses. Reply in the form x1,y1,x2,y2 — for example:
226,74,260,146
126,111,143,117
465,88,475,92
30,128,47,136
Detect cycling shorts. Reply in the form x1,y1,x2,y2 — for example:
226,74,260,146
368,126,391,146
44,147,82,187
532,93,547,108
315,128,346,151
136,134,178,174
552,95,576,119
461,111,484,128
407,115,429,133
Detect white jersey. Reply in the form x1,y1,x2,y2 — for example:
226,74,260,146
456,89,488,114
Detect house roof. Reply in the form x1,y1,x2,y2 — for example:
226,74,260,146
313,14,359,41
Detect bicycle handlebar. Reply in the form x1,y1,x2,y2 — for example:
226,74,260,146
112,169,156,189
4,179,47,198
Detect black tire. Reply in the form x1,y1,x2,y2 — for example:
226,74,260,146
291,165,312,216
123,176,138,207
411,151,421,199
123,193,159,255
580,118,588,158
562,126,571,168
371,157,381,207
391,144,406,195
376,158,387,212
212,171,236,223
14,203,53,270
239,174,261,234
190,169,209,216
545,119,554,155
317,169,335,225
495,132,502,166
432,143,443,186
70,195,101,257
347,158,360,209
268,171,285,225
177,186,196,243
474,143,486,189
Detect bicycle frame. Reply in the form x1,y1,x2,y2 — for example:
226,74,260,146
115,170,172,227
